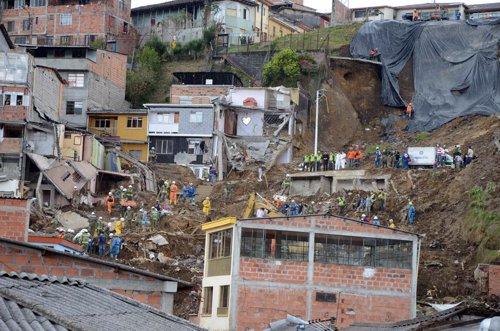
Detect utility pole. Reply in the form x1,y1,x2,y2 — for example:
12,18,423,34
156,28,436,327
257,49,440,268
331,0,335,27
314,89,326,156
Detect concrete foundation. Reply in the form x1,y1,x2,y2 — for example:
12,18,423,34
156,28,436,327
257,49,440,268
289,170,390,196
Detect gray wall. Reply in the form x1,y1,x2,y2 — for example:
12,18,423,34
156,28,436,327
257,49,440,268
26,130,56,156
236,110,263,136
33,68,61,122
148,106,214,136
87,72,129,112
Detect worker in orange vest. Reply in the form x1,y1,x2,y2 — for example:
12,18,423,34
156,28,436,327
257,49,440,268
406,102,413,119
347,147,356,168
105,192,115,215
169,181,178,206
354,149,363,168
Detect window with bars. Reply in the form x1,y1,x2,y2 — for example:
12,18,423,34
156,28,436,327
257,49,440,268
127,117,143,128
217,285,230,316
314,235,413,269
209,229,232,259
6,22,14,32
240,229,309,262
68,73,84,87
60,36,72,45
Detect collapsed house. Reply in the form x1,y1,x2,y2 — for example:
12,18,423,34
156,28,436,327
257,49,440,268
213,86,308,178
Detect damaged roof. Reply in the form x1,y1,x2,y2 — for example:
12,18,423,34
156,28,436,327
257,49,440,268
0,271,204,331
27,154,98,199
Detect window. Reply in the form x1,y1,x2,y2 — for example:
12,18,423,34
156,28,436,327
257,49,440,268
209,229,232,259
129,150,142,160
314,235,413,269
243,8,248,20
22,19,30,31
187,140,203,155
61,171,71,181
241,229,309,262
66,101,83,115
84,35,96,46
7,22,14,33
202,287,213,315
127,117,143,128
123,22,129,33
46,36,54,45
14,36,27,44
118,0,125,11
60,36,72,45
72,172,81,182
155,139,174,154
16,95,22,105
4,95,11,105
55,48,66,57
31,0,47,6
218,285,230,316
60,14,72,26
72,49,85,58
189,111,203,123
68,73,85,87
157,113,179,124
95,118,111,128
14,0,25,9
354,10,367,18
316,292,336,302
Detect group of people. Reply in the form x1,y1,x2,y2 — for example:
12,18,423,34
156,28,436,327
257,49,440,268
373,147,412,169
302,146,364,172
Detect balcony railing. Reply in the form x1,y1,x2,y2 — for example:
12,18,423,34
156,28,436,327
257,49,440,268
88,127,117,136
148,123,179,134
206,256,232,277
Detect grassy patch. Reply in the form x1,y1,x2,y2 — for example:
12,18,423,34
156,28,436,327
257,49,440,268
465,183,500,263
415,131,430,141
365,144,391,155
228,24,362,53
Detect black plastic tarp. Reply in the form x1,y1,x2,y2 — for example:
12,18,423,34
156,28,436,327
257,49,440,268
350,20,500,131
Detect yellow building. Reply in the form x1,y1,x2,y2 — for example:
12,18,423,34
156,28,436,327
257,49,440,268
268,15,303,40
87,109,148,162
255,0,271,42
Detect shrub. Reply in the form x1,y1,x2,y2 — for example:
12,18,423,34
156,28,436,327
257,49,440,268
263,48,301,87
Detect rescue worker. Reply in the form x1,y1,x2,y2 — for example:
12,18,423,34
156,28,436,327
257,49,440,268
335,151,342,170
329,152,335,171
96,216,105,235
88,212,98,236
110,235,123,260
80,229,90,252
202,197,211,216
354,148,362,168
408,202,416,225
382,149,388,168
307,201,315,214
282,174,291,195
289,200,298,216
454,154,463,171
402,149,411,169
64,229,75,241
98,232,107,256
150,207,160,229
140,208,149,232
388,150,395,168
406,102,413,119
315,152,321,172
453,145,462,157
322,151,329,171
394,150,401,168
389,219,395,228
465,146,474,166
360,214,369,223
375,147,382,168
115,218,124,236
181,182,188,204
158,181,168,201
347,147,356,168
366,194,373,217
436,144,444,167
87,236,93,255
149,146,156,163
303,154,310,172
169,181,178,206
126,185,134,201
105,192,115,215
338,195,346,215
373,215,380,225
124,206,134,231
378,190,387,211
188,183,196,205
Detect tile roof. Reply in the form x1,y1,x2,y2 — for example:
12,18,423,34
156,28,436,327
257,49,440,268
0,271,205,331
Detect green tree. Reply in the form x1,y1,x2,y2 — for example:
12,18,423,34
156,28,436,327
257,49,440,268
135,46,162,74
262,48,301,87
144,35,168,56
126,47,162,107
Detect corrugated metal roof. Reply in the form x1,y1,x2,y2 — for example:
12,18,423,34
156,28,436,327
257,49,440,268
0,271,205,331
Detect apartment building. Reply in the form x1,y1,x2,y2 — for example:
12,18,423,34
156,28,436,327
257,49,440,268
200,215,420,330
0,0,136,54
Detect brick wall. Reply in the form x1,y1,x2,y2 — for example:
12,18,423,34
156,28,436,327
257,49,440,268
489,264,500,297
0,105,28,122
170,85,231,104
88,50,127,88
0,242,164,310
0,198,30,242
0,138,22,154
240,258,308,284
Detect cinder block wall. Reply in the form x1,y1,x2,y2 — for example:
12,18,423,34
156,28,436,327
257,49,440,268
489,264,500,297
0,198,30,242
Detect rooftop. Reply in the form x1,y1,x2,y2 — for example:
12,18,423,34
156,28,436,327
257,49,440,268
173,72,243,86
132,0,256,12
87,108,148,115
0,237,191,287
0,271,204,331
